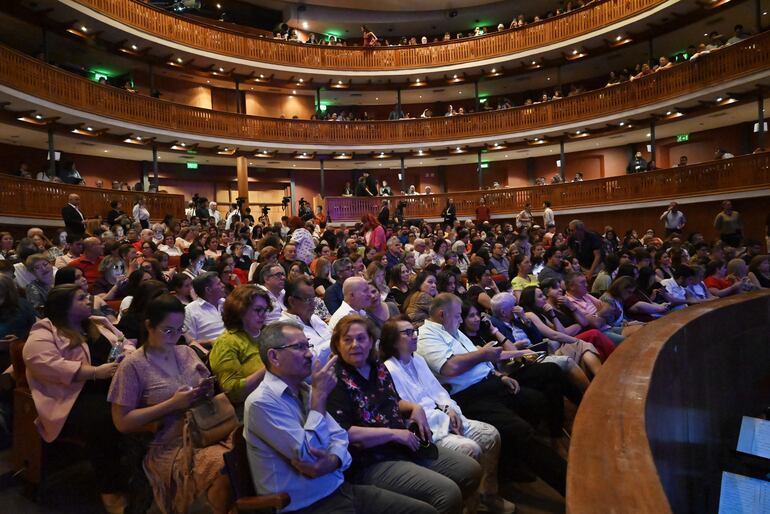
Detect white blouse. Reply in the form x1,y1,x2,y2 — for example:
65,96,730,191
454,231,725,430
384,354,467,442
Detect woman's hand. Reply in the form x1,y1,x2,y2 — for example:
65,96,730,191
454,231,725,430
408,404,433,442
94,362,118,380
391,429,421,451
447,409,463,435
169,386,198,411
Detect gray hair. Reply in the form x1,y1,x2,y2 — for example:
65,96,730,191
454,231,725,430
490,292,516,318
387,236,401,248
429,292,461,317
259,263,284,284
258,321,304,370
332,257,352,280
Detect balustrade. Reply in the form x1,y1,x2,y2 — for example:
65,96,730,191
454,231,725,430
324,153,770,222
0,175,186,222
0,32,768,147
69,0,666,71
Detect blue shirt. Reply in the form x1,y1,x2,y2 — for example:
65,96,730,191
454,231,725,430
416,319,494,394
323,282,344,315
244,371,351,512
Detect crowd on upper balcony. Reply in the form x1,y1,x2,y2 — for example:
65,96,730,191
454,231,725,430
271,1,597,47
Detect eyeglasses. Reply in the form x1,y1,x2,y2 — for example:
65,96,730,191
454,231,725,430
270,272,286,278
399,328,418,337
291,295,315,304
252,307,268,316
274,342,314,352
160,326,187,335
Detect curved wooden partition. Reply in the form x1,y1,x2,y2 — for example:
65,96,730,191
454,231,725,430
0,174,186,222
1,32,768,148
567,290,770,513
67,0,666,72
325,153,770,222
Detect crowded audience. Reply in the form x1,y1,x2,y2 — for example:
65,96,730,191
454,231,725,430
0,187,766,514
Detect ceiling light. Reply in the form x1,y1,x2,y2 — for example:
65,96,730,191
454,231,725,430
618,122,625,126
292,90,296,94
299,78,304,83
716,97,723,102
216,3,222,8
547,77,551,81
80,26,88,32
576,130,581,134
302,21,309,29
136,136,142,140
572,49,578,55
338,80,343,84
491,68,496,73
531,60,537,65
666,111,672,115
646,133,651,137
416,79,421,84
86,126,93,131
130,44,138,51
616,35,622,41
260,74,265,78
375,97,379,100
453,74,458,79
176,57,183,63
341,153,345,156
103,150,109,153
218,67,224,72
34,114,43,120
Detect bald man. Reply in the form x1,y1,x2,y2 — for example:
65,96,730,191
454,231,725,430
61,193,86,236
68,237,104,291
328,276,371,330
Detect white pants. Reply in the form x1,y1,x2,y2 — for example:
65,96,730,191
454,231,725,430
437,419,501,495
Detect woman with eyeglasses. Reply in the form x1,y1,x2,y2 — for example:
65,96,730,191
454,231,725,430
327,315,482,514
109,294,233,514
24,285,128,513
380,317,515,514
210,285,271,411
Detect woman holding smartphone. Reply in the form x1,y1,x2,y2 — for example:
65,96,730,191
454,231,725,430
109,294,233,514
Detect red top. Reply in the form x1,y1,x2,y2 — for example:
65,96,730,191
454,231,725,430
704,276,732,291
67,256,103,293
475,205,491,223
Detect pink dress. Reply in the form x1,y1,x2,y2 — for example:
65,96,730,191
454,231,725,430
108,345,233,514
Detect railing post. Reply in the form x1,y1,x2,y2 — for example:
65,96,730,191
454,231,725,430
758,92,766,150
47,127,56,178
319,159,325,198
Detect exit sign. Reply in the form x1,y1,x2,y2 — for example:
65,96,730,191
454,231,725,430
186,161,199,169
676,134,690,142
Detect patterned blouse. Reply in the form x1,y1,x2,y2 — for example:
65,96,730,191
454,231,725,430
328,359,412,471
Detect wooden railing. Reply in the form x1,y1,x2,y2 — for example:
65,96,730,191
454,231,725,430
0,175,186,222
2,31,769,147
68,0,668,71
325,153,770,222
567,290,770,513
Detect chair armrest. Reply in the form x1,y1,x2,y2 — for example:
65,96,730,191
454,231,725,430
235,492,290,511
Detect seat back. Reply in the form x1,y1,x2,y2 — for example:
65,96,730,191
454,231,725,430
106,299,123,313
167,255,181,270
223,426,257,500
9,339,27,388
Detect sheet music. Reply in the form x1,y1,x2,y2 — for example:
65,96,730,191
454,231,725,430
737,416,770,459
719,472,770,513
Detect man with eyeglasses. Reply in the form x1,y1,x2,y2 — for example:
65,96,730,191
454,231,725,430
417,293,567,497
280,277,333,366
245,322,432,514
328,277,372,331
184,272,226,353
258,264,286,324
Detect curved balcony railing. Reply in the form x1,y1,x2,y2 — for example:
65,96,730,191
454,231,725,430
1,32,768,148
0,175,186,221
325,153,770,222
567,290,770,513
67,0,668,72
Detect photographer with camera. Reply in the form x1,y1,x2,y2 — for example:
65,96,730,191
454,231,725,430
259,205,271,226
298,198,314,222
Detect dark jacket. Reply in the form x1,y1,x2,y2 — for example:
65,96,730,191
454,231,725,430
61,204,86,236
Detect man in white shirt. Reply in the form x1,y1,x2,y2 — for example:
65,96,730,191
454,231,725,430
660,265,697,308
208,201,222,225
416,293,567,496
412,239,428,271
280,276,333,365
328,277,371,331
258,264,286,324
184,272,226,350
659,201,686,237
224,203,240,230
245,322,432,514
542,201,555,228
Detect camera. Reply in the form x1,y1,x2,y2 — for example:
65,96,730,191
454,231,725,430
261,206,270,216
298,197,308,206
281,196,291,209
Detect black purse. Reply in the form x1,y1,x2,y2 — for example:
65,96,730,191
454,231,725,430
407,421,439,460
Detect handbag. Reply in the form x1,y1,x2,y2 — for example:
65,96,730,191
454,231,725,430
185,393,239,448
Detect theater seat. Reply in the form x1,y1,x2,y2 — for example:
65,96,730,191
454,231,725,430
167,255,181,270
10,340,85,492
106,299,123,313
223,427,290,513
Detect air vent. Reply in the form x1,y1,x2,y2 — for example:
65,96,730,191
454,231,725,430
350,93,362,97
267,161,281,164
432,89,445,93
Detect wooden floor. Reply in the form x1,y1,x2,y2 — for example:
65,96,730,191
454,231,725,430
0,449,564,514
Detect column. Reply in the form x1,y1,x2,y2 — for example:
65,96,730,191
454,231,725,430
477,150,483,189
316,88,321,113
41,29,49,63
758,93,766,150
319,159,326,198
151,142,159,191
397,89,402,118
236,156,249,213
650,120,657,165
399,156,406,193
289,169,296,217
559,140,566,179
235,79,242,114
148,63,155,96
474,81,480,111
47,127,56,177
